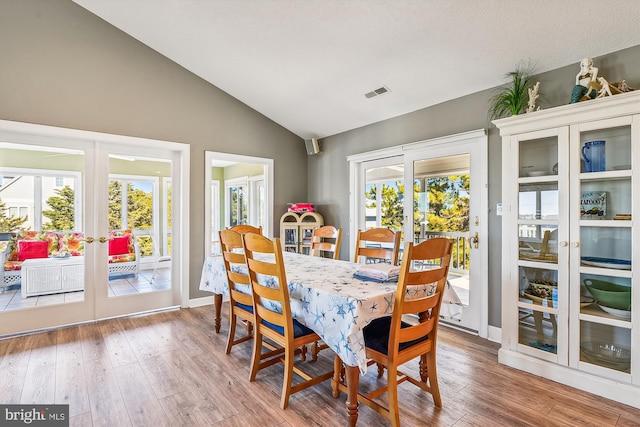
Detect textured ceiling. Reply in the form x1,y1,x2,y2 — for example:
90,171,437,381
73,0,640,139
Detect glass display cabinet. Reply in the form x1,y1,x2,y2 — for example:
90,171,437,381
494,90,640,409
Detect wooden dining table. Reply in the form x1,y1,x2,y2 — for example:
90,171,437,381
199,251,461,426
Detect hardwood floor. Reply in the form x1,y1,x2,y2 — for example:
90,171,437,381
1,305,639,426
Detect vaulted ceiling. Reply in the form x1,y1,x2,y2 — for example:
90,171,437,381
73,0,640,139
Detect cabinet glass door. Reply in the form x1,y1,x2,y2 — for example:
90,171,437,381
514,130,568,359
572,120,633,375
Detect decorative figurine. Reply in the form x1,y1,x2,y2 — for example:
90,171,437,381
526,81,541,113
570,57,600,103
617,80,630,92
597,77,613,98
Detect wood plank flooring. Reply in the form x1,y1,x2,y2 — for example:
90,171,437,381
1,305,639,426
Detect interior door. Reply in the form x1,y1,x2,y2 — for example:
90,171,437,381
0,127,94,335
404,136,488,335
94,144,180,319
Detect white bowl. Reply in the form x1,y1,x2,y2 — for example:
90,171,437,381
597,303,631,320
528,170,547,177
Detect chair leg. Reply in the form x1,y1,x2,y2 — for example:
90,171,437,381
280,343,295,409
300,344,307,361
225,312,237,354
419,353,428,383
249,329,263,382
387,366,401,427
425,352,442,407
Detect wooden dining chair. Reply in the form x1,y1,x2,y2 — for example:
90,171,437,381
337,237,453,427
219,229,254,354
353,227,401,265
310,225,342,260
242,232,334,409
230,224,263,235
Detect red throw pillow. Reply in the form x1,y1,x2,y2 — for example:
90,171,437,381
18,240,49,261
108,236,130,255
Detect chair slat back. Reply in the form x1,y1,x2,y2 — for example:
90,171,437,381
242,233,292,333
390,238,453,351
231,225,263,235
219,229,252,307
310,225,342,260
354,228,401,265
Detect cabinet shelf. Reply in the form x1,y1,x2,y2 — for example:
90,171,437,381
580,220,632,227
580,170,631,180
579,306,631,328
578,266,632,278
518,176,558,184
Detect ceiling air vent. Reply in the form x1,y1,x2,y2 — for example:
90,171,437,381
365,86,390,99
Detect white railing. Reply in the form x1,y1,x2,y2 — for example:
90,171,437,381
414,231,470,275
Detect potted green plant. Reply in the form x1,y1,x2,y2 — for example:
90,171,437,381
489,63,537,119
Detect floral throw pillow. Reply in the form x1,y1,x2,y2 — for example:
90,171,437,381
58,232,85,256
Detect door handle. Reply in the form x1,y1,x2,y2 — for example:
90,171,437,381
85,237,95,244
470,232,479,249
99,236,109,243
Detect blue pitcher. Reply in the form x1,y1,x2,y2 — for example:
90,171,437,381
582,140,606,172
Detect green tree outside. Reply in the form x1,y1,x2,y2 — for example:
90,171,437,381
0,197,28,232
107,180,154,256
42,186,75,230
366,175,470,268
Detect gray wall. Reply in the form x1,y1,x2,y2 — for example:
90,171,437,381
0,0,308,299
309,44,640,328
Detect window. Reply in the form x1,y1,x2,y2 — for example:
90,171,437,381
225,177,248,227
0,168,81,231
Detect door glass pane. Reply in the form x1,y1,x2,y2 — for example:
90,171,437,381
108,155,172,297
414,155,470,306
580,321,630,373
363,162,405,252
518,266,558,354
0,143,86,311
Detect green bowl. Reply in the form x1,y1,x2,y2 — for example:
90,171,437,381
584,279,631,310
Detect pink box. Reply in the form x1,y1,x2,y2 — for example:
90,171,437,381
288,203,315,213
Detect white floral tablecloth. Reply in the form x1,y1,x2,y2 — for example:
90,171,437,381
199,252,461,374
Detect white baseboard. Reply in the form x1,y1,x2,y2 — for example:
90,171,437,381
188,296,214,308
487,325,501,343
499,348,640,409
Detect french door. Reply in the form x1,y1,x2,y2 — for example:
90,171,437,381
0,120,187,335
349,130,488,336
